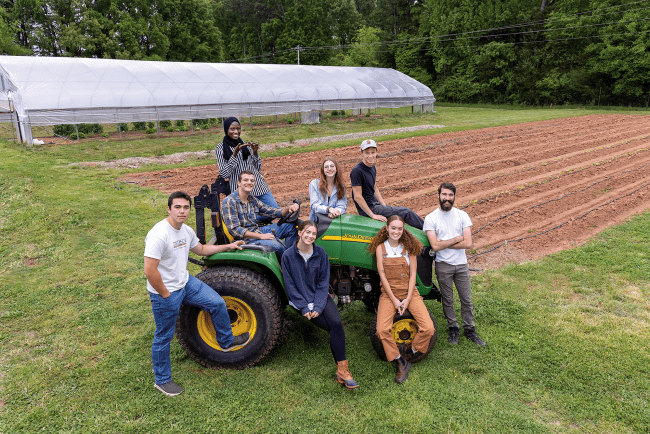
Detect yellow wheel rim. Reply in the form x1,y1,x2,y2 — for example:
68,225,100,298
197,296,257,351
391,319,419,345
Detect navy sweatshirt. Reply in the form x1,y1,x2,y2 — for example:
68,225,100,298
281,244,330,315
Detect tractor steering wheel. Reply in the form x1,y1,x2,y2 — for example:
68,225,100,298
277,200,301,226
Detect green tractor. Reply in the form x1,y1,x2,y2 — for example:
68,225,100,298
175,177,441,369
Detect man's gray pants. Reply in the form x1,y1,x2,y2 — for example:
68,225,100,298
435,261,475,330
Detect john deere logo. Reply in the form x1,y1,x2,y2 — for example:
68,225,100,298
343,234,372,242
321,234,372,244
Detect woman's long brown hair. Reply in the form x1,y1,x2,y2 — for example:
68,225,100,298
368,215,422,256
319,156,346,200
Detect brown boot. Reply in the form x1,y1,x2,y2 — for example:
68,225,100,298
335,360,359,390
395,356,411,384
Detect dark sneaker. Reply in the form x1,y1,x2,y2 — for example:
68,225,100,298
464,328,487,347
221,332,251,352
154,380,184,396
448,327,459,345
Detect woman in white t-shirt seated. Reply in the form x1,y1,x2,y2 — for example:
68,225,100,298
308,156,347,222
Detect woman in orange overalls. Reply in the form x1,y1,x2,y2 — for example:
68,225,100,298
368,215,435,383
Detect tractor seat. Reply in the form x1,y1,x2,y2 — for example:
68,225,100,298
209,216,235,245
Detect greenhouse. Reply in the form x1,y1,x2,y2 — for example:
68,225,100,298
0,56,435,144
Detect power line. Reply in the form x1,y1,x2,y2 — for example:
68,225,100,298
231,28,650,63
223,1,650,63
377,29,650,55
363,16,650,48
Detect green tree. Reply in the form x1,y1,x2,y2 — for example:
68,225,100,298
223,0,283,62
371,0,421,38
543,0,650,106
422,0,543,102
343,26,382,67
0,6,30,54
265,0,353,65
165,0,224,62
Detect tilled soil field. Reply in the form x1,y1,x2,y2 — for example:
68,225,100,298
121,114,650,269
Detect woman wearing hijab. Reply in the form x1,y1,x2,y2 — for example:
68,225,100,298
215,117,278,210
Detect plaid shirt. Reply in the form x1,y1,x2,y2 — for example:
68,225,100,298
222,191,282,239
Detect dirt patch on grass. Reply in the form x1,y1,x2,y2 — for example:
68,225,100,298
120,114,650,269
73,125,444,169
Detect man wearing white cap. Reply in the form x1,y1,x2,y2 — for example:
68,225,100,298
350,139,424,229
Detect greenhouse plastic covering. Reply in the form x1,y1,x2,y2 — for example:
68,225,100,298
0,55,434,143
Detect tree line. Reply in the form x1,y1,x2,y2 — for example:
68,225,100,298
1,0,648,107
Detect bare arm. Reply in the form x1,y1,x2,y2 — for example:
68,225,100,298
144,257,170,298
242,230,274,240
352,186,387,223
280,203,300,216
454,227,473,250
373,184,387,206
444,227,472,250
426,230,464,252
190,240,244,256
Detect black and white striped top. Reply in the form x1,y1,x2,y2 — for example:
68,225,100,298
215,141,271,197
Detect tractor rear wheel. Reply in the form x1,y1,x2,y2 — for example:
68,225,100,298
369,309,437,363
176,266,283,369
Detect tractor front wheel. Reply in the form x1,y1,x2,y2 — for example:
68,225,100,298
176,266,283,369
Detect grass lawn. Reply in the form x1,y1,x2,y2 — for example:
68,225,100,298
1,106,648,433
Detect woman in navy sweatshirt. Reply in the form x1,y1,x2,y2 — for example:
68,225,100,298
280,220,359,390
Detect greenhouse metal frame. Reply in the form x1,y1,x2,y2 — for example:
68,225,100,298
0,56,435,144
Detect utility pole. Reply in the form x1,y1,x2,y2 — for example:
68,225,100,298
294,45,303,65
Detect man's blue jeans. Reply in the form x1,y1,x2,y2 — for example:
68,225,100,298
355,202,424,230
249,222,298,261
149,274,233,385
254,191,279,223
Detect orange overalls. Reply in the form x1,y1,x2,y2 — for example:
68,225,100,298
376,249,435,361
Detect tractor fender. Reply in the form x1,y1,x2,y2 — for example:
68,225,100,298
202,250,288,305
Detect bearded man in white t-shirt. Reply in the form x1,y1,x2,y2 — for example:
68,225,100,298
423,183,486,347
144,191,248,396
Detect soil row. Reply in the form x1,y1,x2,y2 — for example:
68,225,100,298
120,114,650,269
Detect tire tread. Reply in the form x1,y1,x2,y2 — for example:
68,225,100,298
176,266,283,370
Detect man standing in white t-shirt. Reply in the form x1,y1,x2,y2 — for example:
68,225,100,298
144,191,247,396
423,183,487,347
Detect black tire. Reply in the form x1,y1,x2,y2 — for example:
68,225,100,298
176,266,283,369
362,295,379,312
369,309,438,363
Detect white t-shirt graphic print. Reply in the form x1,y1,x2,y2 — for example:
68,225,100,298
144,219,199,294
